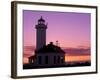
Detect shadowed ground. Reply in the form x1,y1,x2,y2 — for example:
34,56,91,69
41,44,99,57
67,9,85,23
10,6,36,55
23,61,91,69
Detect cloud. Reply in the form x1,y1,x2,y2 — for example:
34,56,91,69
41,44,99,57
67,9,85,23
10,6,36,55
24,46,35,57
63,47,90,55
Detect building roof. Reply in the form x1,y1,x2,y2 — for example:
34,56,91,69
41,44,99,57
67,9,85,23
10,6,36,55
35,42,65,54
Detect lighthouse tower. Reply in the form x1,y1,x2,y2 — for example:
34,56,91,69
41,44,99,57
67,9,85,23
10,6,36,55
35,16,47,51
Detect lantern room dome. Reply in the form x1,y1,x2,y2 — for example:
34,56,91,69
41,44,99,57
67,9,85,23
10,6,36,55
38,16,45,22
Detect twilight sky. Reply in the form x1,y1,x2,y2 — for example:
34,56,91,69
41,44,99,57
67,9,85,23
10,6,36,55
23,10,91,64
23,10,91,48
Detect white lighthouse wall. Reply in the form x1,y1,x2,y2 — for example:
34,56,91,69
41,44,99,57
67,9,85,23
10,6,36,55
36,28,46,50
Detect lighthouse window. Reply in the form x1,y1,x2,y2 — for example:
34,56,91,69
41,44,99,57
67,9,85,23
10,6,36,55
61,57,64,63
45,56,48,64
57,56,60,64
54,56,56,64
38,56,41,64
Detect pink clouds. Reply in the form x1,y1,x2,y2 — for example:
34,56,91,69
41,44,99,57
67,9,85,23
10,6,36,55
63,47,90,55
23,46,90,64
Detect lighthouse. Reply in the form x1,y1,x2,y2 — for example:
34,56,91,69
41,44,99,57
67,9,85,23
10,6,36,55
28,16,65,67
35,16,47,51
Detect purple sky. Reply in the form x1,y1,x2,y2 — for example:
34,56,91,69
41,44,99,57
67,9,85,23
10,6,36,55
23,10,91,48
